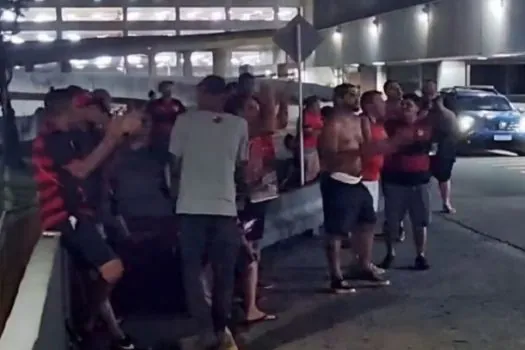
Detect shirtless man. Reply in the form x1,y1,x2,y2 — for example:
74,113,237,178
318,85,413,292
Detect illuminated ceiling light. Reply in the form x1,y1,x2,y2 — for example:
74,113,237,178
349,63,360,68
37,33,54,42
126,54,142,65
10,36,25,44
369,17,380,36
34,14,54,23
186,11,198,20
211,11,223,21
372,61,385,66
91,13,106,20
264,69,272,76
332,29,342,42
155,11,170,20
1,10,16,22
127,12,140,21
475,56,488,60
66,33,81,42
94,56,112,68
489,0,505,18
417,5,430,24
70,59,88,68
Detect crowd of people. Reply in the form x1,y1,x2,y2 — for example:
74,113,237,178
30,72,458,350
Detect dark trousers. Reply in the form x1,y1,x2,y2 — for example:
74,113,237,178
178,214,241,334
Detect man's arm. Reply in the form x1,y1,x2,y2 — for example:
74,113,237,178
65,111,142,180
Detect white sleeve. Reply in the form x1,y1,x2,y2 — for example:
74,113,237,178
169,114,186,157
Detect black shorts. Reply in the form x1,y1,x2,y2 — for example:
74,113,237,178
58,217,118,271
430,157,455,182
320,174,377,236
238,201,267,242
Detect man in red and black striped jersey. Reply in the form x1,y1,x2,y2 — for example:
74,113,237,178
380,93,433,272
32,88,147,350
147,80,186,152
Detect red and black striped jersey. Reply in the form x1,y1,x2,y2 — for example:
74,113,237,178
31,131,92,231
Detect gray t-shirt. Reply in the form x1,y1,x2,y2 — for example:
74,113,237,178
169,110,249,216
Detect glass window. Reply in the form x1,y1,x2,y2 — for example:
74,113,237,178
62,8,123,21
455,94,513,111
155,52,177,67
231,51,273,66
179,7,226,21
228,7,274,21
277,7,298,21
127,30,176,36
63,30,123,41
179,30,224,35
189,51,212,67
127,7,176,21
6,31,57,44
20,7,56,22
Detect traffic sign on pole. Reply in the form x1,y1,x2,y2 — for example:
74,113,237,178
272,14,323,64
273,14,323,185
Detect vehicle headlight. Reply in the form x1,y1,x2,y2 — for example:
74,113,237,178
458,115,475,132
518,118,525,132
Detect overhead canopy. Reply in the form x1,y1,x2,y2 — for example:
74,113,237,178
8,30,277,66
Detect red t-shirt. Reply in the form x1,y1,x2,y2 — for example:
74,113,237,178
362,120,388,181
303,112,323,149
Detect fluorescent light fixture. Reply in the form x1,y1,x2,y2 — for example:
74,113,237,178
37,33,54,42
475,56,488,60
126,55,142,65
66,33,81,42
372,61,385,66
10,36,25,44
70,59,88,68
492,52,520,58
211,11,223,21
34,14,54,23
94,56,112,68
349,63,360,68
127,12,140,21
1,10,16,22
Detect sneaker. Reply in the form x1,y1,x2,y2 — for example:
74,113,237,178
347,266,390,286
347,262,385,277
330,278,356,294
113,335,149,350
414,255,430,271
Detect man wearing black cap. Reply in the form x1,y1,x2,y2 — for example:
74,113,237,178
169,75,248,350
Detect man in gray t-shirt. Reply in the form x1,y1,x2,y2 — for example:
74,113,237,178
169,75,248,349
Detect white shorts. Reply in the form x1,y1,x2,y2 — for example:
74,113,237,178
363,180,380,213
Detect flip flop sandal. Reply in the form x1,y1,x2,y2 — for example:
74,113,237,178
244,313,277,326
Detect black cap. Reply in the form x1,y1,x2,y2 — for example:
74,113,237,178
197,75,226,95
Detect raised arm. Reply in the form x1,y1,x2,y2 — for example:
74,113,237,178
64,112,141,180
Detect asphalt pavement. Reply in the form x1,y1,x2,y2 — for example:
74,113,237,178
121,153,525,350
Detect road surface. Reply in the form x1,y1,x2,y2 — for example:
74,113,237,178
120,153,525,349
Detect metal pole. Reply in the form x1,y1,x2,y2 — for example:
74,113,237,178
296,23,305,186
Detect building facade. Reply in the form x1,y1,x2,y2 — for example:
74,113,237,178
1,0,302,76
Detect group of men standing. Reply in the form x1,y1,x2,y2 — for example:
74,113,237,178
30,74,458,350
317,79,458,293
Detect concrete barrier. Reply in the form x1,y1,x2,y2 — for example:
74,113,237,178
0,235,67,350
